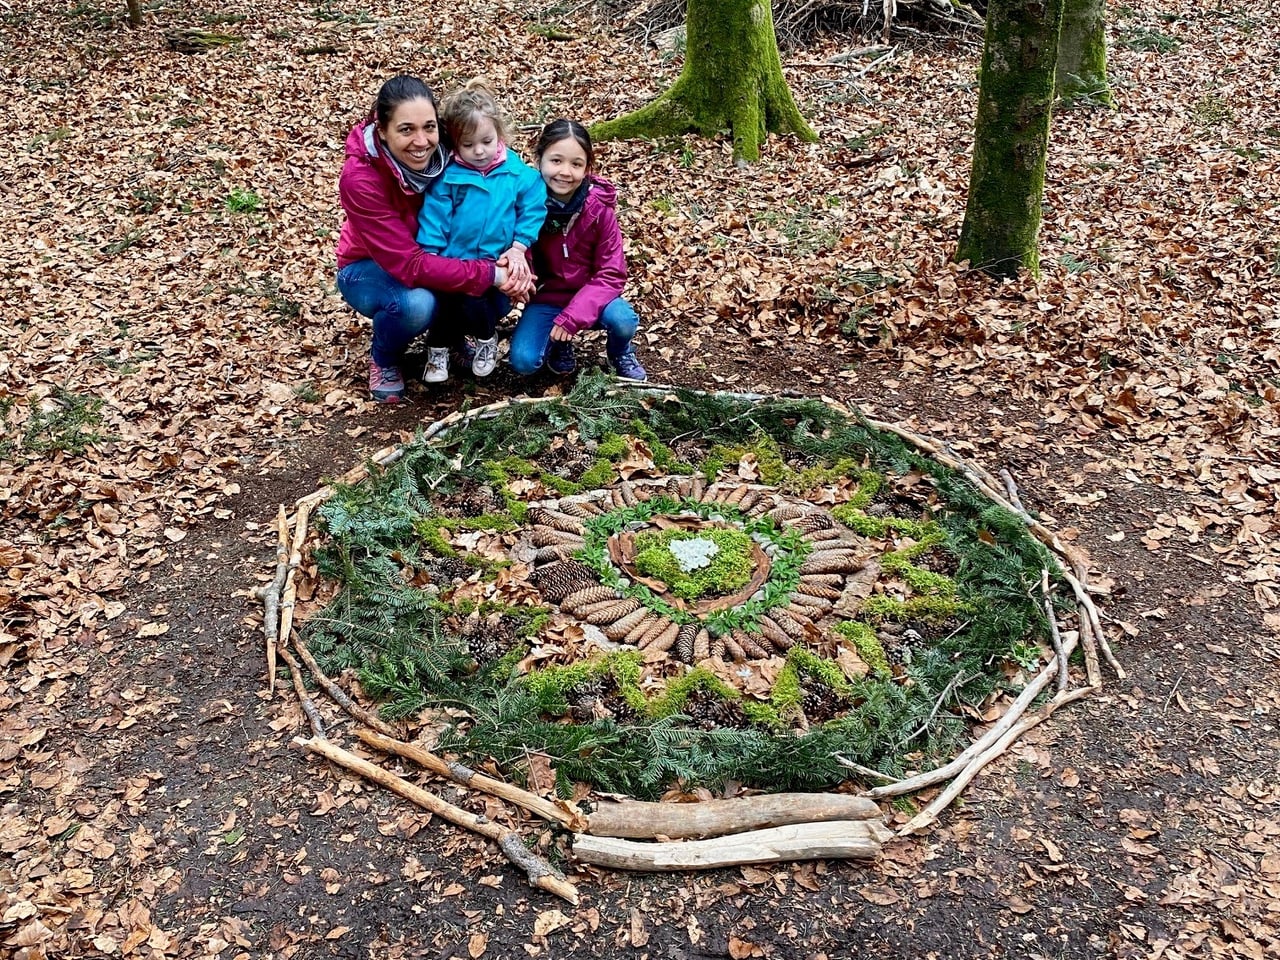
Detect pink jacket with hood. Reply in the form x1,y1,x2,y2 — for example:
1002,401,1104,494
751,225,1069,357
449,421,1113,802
336,120,494,295
530,177,627,336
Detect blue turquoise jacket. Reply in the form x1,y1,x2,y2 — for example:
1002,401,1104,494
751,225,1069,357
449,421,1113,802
416,150,547,260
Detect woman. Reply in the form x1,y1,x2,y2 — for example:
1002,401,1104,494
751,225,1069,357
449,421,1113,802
336,75,530,402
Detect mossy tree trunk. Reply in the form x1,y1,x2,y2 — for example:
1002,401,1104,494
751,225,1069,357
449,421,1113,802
955,0,1066,279
591,0,815,163
1056,0,1113,106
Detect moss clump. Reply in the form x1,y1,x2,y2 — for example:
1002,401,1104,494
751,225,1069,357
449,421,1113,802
832,505,931,539
832,620,891,677
647,668,740,719
780,458,863,495
596,433,628,460
633,528,755,601
414,512,520,563
577,458,616,489
702,432,786,485
523,652,644,716
861,594,968,623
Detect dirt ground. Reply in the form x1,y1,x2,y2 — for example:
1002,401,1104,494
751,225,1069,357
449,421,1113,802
2,0,1278,957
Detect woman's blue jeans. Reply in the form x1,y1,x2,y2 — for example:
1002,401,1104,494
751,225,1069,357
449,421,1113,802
336,259,436,368
508,298,639,375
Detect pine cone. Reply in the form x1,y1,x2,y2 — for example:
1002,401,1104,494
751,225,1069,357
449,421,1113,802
562,585,621,614
526,507,585,535
605,606,653,640
533,561,596,603
674,625,699,663
584,598,641,625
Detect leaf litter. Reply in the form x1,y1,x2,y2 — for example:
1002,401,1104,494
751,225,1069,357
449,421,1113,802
0,0,1277,957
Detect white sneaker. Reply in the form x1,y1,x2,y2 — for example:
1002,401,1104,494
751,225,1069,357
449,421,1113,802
423,347,449,383
472,337,498,377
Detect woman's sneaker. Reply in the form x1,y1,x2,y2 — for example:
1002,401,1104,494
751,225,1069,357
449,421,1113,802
547,341,576,375
472,337,499,377
368,358,405,402
611,351,647,381
423,347,450,383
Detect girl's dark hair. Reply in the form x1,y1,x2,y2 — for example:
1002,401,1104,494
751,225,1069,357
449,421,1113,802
372,75,438,129
535,119,594,169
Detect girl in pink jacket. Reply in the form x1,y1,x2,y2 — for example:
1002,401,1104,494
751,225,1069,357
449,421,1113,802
507,120,647,380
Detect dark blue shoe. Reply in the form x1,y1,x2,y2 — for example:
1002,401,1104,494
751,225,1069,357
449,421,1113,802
547,341,576,375
611,350,647,381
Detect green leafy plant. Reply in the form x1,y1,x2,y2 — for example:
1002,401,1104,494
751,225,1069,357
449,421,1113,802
225,188,262,214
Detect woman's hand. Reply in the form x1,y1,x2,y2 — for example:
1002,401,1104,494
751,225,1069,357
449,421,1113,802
549,323,574,343
495,250,535,301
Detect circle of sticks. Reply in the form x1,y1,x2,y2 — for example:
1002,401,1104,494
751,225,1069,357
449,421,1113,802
253,383,1122,896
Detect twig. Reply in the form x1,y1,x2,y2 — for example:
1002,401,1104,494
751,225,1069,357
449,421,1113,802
297,736,579,904
1000,467,1027,515
1040,569,1069,693
897,686,1093,835
834,757,901,784
278,646,325,738
355,729,586,831
1161,668,1187,713
294,636,401,739
904,670,975,743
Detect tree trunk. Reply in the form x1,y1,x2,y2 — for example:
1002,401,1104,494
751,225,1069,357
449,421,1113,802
1055,0,1113,106
591,0,815,163
955,0,1066,279
125,0,142,27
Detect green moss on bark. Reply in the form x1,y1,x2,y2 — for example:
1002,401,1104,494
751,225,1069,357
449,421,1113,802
1056,0,1113,106
955,0,1066,278
591,0,815,163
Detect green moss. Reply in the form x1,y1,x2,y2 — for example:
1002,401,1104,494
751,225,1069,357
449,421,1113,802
577,458,616,489
414,512,520,563
832,505,932,539
861,594,968,623
780,457,863,495
788,646,856,698
523,652,644,716
648,667,740,719
832,621,891,677
596,433,628,460
704,433,786,484
633,528,755,601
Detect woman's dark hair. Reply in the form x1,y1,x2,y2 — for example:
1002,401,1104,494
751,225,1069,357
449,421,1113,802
534,119,594,169
372,75,438,129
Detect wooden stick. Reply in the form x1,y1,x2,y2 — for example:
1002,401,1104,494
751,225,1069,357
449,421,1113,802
297,736,578,905
255,505,289,694
586,793,882,840
355,728,586,831
1040,569,1069,694
277,501,310,667
572,819,892,871
278,645,325,739
866,653,1065,800
897,686,1094,836
294,637,401,739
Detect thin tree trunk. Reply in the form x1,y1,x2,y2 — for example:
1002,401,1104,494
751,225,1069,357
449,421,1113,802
591,0,815,163
1056,0,1113,106
955,0,1066,278
125,0,142,26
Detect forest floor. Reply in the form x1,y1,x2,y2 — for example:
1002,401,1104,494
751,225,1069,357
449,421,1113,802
2,0,1278,957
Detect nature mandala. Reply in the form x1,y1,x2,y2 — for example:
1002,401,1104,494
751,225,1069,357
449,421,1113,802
281,375,1112,838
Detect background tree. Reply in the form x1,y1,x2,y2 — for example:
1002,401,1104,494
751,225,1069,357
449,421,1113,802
955,0,1066,278
1056,0,1113,106
591,0,815,163
125,0,141,26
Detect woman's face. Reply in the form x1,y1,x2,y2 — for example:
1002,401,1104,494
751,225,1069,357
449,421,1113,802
380,97,439,171
538,137,589,201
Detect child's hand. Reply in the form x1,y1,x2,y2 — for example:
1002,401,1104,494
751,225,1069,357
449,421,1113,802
496,249,535,300
501,243,533,286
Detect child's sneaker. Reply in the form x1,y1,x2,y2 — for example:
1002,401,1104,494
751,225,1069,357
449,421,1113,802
611,351,647,381
455,336,477,367
472,337,499,377
546,341,576,375
423,347,450,383
368,358,405,403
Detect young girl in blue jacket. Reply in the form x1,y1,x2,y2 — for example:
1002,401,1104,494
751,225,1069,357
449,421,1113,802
508,120,647,381
416,82,546,380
